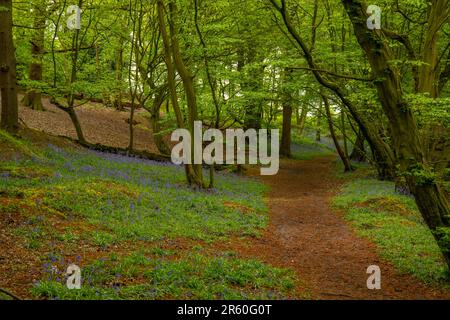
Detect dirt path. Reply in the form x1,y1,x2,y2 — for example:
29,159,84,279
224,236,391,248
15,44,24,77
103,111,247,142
236,156,450,299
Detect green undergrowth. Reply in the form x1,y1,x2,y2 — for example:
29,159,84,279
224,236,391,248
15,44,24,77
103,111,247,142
32,250,296,300
0,129,43,159
291,134,335,160
333,175,450,286
1,144,268,245
0,130,301,299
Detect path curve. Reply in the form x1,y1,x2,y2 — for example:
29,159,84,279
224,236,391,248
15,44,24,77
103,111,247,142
236,156,450,299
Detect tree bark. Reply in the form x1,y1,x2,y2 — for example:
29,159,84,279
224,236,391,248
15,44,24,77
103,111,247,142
22,3,46,111
0,0,19,134
280,103,292,157
280,68,293,157
148,85,170,155
297,105,308,135
315,103,322,142
158,0,203,188
167,1,204,187
322,93,353,172
62,0,86,144
350,129,366,162
417,0,448,98
113,46,124,111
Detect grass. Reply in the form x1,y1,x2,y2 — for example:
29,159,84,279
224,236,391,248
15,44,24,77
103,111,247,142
291,133,335,160
0,129,43,159
32,249,295,300
0,130,299,299
333,176,450,286
1,145,268,245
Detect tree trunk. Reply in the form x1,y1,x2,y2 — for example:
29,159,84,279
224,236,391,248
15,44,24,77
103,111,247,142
340,110,349,158
322,93,352,172
158,0,203,188
112,46,124,111
62,0,86,144
350,129,366,162
128,99,135,152
417,0,447,98
0,0,19,134
315,104,322,142
168,1,204,187
194,0,220,128
22,5,45,111
281,103,292,157
149,86,170,155
67,106,86,144
280,68,293,157
297,105,308,135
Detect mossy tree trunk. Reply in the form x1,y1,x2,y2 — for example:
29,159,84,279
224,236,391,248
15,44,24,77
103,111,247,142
350,129,366,162
158,0,204,188
52,0,86,145
0,0,18,134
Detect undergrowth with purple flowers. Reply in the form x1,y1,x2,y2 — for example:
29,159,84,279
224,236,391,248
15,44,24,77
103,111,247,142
32,249,296,300
1,144,268,245
1,138,302,299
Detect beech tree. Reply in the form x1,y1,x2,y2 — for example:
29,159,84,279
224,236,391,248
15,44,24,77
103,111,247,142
21,0,50,111
157,0,204,187
341,0,450,268
0,0,18,134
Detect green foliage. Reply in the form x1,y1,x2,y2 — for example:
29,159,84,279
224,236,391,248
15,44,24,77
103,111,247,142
408,94,450,128
0,130,42,159
406,164,437,186
32,251,296,300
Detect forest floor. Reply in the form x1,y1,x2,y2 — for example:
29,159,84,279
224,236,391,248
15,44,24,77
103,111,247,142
225,157,450,299
1,99,449,299
18,94,162,153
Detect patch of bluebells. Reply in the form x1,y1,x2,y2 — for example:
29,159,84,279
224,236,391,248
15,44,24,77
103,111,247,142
47,144,71,157
0,171,10,178
16,144,267,239
39,251,84,288
41,252,66,283
90,150,175,167
42,144,262,200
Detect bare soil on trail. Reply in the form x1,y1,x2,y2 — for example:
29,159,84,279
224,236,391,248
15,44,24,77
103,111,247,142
230,157,450,299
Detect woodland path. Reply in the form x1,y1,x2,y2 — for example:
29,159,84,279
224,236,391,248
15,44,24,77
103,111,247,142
236,156,450,299
14,98,450,299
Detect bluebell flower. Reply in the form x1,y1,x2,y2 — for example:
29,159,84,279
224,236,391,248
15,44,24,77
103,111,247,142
0,172,10,178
